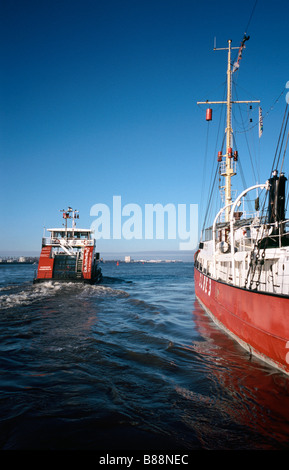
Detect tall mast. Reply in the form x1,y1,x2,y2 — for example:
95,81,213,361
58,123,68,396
225,39,233,221
197,39,260,222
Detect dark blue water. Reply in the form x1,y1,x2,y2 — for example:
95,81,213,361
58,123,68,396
1,262,289,451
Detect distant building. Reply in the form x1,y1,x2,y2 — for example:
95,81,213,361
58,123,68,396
124,256,131,263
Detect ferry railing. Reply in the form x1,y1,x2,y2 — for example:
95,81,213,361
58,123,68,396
42,237,94,247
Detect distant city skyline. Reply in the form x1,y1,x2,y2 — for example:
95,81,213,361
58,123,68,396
1,0,288,256
0,249,194,262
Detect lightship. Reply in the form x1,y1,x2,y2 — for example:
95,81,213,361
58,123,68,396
194,38,289,375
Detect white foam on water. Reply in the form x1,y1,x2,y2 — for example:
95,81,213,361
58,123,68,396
0,281,130,310
0,281,63,310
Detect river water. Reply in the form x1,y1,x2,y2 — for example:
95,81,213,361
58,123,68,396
0,261,289,451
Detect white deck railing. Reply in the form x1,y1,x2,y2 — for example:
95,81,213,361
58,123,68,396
42,237,94,247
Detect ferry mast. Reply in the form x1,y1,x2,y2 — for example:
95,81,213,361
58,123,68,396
197,39,260,222
60,207,79,238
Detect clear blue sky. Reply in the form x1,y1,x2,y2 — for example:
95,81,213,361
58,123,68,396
1,0,288,257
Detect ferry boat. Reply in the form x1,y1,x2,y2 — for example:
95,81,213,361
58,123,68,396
34,207,102,284
194,38,289,375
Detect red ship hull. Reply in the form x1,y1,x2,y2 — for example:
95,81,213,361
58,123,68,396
194,267,289,375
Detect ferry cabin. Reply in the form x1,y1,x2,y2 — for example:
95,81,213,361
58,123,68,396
35,228,101,283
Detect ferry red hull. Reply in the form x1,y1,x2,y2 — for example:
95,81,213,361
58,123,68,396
34,245,102,284
194,267,289,375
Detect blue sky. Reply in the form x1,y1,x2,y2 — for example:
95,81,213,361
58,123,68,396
1,0,289,257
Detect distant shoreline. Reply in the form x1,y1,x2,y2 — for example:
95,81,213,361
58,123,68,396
0,250,195,263
0,259,189,265
0,261,37,265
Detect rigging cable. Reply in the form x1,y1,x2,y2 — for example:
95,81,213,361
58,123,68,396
244,187,269,289
201,131,226,233
199,121,211,222
244,0,258,35
201,166,219,236
280,130,289,175
247,105,289,288
275,107,289,171
232,81,257,183
200,84,227,233
235,87,286,135
231,0,258,70
232,134,254,214
271,102,289,172
280,129,289,215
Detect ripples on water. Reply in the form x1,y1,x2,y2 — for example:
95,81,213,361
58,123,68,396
1,262,289,450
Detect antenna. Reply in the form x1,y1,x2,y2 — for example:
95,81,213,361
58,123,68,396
60,207,79,231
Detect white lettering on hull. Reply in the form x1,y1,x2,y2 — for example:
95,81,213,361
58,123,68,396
198,272,211,296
